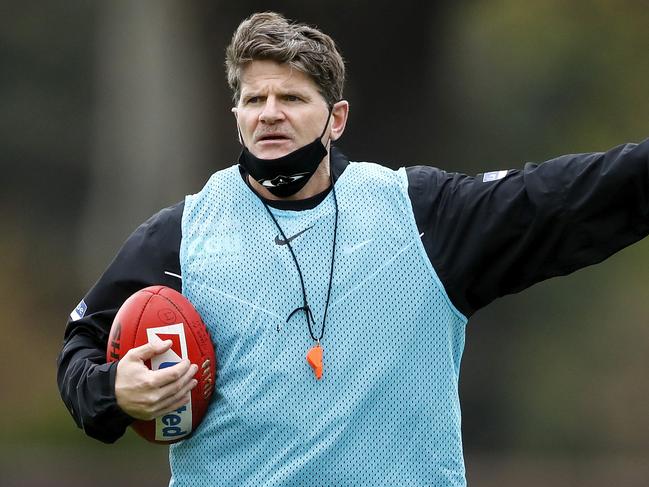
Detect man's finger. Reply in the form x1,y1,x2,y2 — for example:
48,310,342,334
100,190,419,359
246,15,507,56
127,339,173,361
148,361,196,389
154,362,199,399
151,379,198,418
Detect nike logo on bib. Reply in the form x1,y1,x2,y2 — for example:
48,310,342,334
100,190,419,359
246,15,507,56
275,225,314,245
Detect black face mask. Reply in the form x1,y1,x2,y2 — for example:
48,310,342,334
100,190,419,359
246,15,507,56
238,109,332,198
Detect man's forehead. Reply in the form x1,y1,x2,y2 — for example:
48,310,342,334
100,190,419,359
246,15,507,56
240,60,318,92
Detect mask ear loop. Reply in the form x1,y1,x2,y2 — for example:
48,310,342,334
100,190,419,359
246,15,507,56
319,105,334,141
236,124,247,149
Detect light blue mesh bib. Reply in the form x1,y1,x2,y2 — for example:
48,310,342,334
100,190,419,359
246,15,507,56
172,162,468,486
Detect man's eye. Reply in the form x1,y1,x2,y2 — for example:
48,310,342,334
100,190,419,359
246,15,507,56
246,96,260,104
285,95,301,102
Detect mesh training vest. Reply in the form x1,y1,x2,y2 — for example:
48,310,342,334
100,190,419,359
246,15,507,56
172,162,468,486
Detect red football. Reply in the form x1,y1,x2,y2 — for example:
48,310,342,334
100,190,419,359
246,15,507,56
106,285,216,444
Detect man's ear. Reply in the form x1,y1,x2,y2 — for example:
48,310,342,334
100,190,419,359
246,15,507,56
330,100,349,141
231,107,242,145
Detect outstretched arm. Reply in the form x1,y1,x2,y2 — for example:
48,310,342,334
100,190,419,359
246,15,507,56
407,139,649,317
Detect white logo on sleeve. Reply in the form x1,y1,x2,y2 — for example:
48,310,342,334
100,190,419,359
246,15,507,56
70,300,88,321
482,170,508,182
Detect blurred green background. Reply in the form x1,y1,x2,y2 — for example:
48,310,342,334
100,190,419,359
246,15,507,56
1,1,647,486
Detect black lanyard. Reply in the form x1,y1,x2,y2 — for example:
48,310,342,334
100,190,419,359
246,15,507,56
259,174,339,380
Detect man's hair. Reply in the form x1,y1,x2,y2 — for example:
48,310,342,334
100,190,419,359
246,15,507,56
225,12,345,107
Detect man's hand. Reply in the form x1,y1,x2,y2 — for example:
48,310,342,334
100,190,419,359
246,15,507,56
115,339,199,421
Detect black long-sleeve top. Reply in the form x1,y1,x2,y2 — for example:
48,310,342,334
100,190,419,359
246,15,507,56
57,141,649,443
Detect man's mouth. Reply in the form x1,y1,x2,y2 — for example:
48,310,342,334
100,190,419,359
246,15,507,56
257,134,291,142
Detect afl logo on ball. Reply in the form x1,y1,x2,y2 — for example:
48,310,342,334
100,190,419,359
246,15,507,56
157,308,178,324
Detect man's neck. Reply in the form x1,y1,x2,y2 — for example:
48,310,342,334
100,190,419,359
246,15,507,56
247,157,331,201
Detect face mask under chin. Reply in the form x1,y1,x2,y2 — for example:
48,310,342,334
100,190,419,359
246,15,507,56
238,136,328,197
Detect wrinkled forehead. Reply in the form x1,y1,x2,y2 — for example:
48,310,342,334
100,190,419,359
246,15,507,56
239,60,323,96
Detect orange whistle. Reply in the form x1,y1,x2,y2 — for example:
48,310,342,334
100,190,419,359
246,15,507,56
306,344,323,380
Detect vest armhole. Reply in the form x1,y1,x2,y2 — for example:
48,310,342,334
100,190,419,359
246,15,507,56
397,167,468,324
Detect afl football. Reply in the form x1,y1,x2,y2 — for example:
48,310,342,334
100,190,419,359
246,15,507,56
106,285,216,444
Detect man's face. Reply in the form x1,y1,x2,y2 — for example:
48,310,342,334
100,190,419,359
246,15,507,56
233,60,331,160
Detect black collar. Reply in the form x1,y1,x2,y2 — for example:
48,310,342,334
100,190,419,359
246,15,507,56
239,145,350,211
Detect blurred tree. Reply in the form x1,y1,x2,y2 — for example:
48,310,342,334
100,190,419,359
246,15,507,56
78,0,218,283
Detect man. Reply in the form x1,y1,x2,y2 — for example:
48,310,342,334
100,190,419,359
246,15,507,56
58,11,649,486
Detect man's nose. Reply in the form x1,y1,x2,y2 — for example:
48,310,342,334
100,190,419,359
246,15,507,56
259,97,285,124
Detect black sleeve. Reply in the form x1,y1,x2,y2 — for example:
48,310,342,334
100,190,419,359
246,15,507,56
57,200,184,443
407,139,649,317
